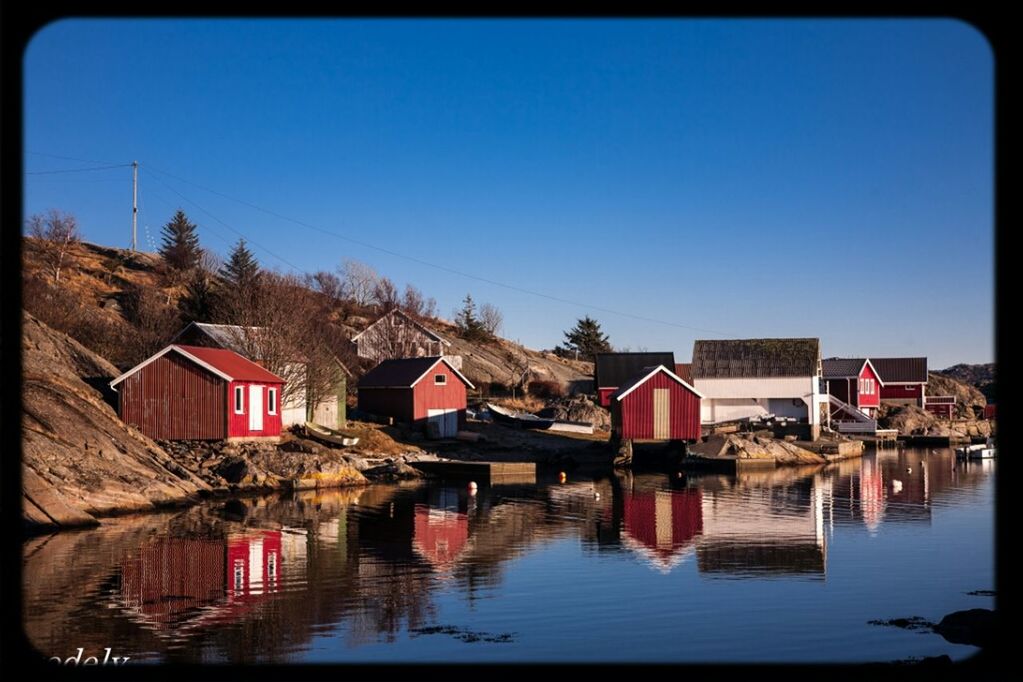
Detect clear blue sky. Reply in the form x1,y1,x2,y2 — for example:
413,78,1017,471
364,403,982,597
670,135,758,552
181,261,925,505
22,19,994,368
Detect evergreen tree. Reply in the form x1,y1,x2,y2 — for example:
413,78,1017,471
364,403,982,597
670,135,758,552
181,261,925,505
179,269,218,323
219,239,260,287
455,293,490,342
159,210,201,271
556,316,611,360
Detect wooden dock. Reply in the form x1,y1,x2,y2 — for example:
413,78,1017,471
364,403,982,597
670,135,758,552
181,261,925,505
408,460,536,485
794,440,864,460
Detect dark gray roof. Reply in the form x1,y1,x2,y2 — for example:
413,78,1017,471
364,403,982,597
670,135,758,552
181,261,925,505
691,338,820,378
172,322,266,356
594,352,676,388
358,356,472,389
822,358,867,379
869,357,928,384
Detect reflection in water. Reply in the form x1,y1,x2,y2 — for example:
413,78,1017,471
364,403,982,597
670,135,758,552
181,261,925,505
22,448,993,663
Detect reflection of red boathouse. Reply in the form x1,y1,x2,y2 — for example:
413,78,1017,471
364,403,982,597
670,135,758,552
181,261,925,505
412,504,470,572
227,530,283,598
621,487,703,572
118,529,285,631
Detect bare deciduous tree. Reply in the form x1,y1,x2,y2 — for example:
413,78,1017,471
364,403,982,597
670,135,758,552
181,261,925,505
338,259,380,307
27,210,80,283
372,276,399,312
479,302,504,336
122,284,182,365
401,284,437,320
217,272,351,411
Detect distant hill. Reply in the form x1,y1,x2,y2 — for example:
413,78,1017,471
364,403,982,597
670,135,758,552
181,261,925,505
936,363,995,402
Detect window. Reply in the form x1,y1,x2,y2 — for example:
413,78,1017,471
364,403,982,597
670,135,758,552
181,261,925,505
268,388,277,415
234,386,244,414
434,374,447,385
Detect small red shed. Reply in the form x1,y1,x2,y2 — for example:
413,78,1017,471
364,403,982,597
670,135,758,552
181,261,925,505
110,344,285,442
610,365,703,442
358,356,474,438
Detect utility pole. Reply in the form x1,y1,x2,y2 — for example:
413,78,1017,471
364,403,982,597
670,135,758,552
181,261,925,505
131,160,138,251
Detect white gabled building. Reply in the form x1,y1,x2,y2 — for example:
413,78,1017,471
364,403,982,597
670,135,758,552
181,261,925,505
690,338,828,440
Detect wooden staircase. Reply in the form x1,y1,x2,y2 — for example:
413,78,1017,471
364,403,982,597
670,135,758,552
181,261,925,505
828,395,878,434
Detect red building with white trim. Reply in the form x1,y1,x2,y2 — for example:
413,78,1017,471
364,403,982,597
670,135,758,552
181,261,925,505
594,352,676,408
822,358,884,418
870,357,928,408
357,356,475,438
110,344,285,441
609,365,703,442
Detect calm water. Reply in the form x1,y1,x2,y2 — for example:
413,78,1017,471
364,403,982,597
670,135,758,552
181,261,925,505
23,447,994,664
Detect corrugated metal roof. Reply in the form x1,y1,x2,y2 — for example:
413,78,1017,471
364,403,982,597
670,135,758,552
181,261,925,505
674,363,692,384
174,322,267,356
358,356,472,388
176,345,285,383
594,352,676,388
691,338,820,378
869,357,928,383
822,358,867,379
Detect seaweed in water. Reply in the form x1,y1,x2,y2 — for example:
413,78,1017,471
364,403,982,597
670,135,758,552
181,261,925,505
867,617,933,631
410,625,515,643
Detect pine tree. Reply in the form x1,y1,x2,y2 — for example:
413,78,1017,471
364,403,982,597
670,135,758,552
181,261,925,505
159,210,201,271
455,293,490,342
556,316,611,360
179,269,218,323
219,239,260,287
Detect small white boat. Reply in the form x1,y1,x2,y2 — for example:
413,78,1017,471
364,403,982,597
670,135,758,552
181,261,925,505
304,422,359,447
956,439,995,460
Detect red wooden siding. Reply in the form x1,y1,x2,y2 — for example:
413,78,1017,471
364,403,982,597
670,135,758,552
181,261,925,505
412,362,468,429
597,388,617,408
119,352,227,440
612,370,701,441
880,384,923,404
358,387,415,423
119,538,226,624
227,380,283,438
856,363,881,408
984,404,996,420
226,531,283,598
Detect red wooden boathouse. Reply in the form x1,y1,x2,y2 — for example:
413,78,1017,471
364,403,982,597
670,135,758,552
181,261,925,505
609,365,703,442
110,344,285,441
358,356,474,438
822,358,883,418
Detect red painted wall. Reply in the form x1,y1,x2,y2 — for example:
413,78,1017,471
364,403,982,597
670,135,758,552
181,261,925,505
857,363,881,408
880,384,923,404
227,380,283,438
119,352,227,440
412,362,468,429
597,388,617,408
226,530,283,598
984,404,996,420
612,370,701,441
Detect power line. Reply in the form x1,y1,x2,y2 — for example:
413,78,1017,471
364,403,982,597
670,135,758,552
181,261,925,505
143,162,734,337
143,168,304,272
26,163,132,175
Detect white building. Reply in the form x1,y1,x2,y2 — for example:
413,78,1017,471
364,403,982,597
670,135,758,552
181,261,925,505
690,338,828,440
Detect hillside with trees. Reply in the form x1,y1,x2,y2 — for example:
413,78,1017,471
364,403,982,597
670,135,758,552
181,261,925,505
21,211,592,402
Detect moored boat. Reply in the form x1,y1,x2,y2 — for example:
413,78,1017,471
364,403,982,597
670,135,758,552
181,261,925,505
304,422,360,447
485,403,556,430
955,439,995,460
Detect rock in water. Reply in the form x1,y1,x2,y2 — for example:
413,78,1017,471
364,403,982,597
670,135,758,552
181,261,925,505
932,608,995,648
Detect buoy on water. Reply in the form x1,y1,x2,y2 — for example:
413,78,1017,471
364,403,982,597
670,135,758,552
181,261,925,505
906,467,912,474
558,472,567,483
594,492,600,500
468,481,478,495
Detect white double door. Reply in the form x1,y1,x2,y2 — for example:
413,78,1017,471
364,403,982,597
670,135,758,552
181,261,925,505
426,408,458,438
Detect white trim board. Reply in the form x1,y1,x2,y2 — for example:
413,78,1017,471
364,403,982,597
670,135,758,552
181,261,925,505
615,365,705,401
